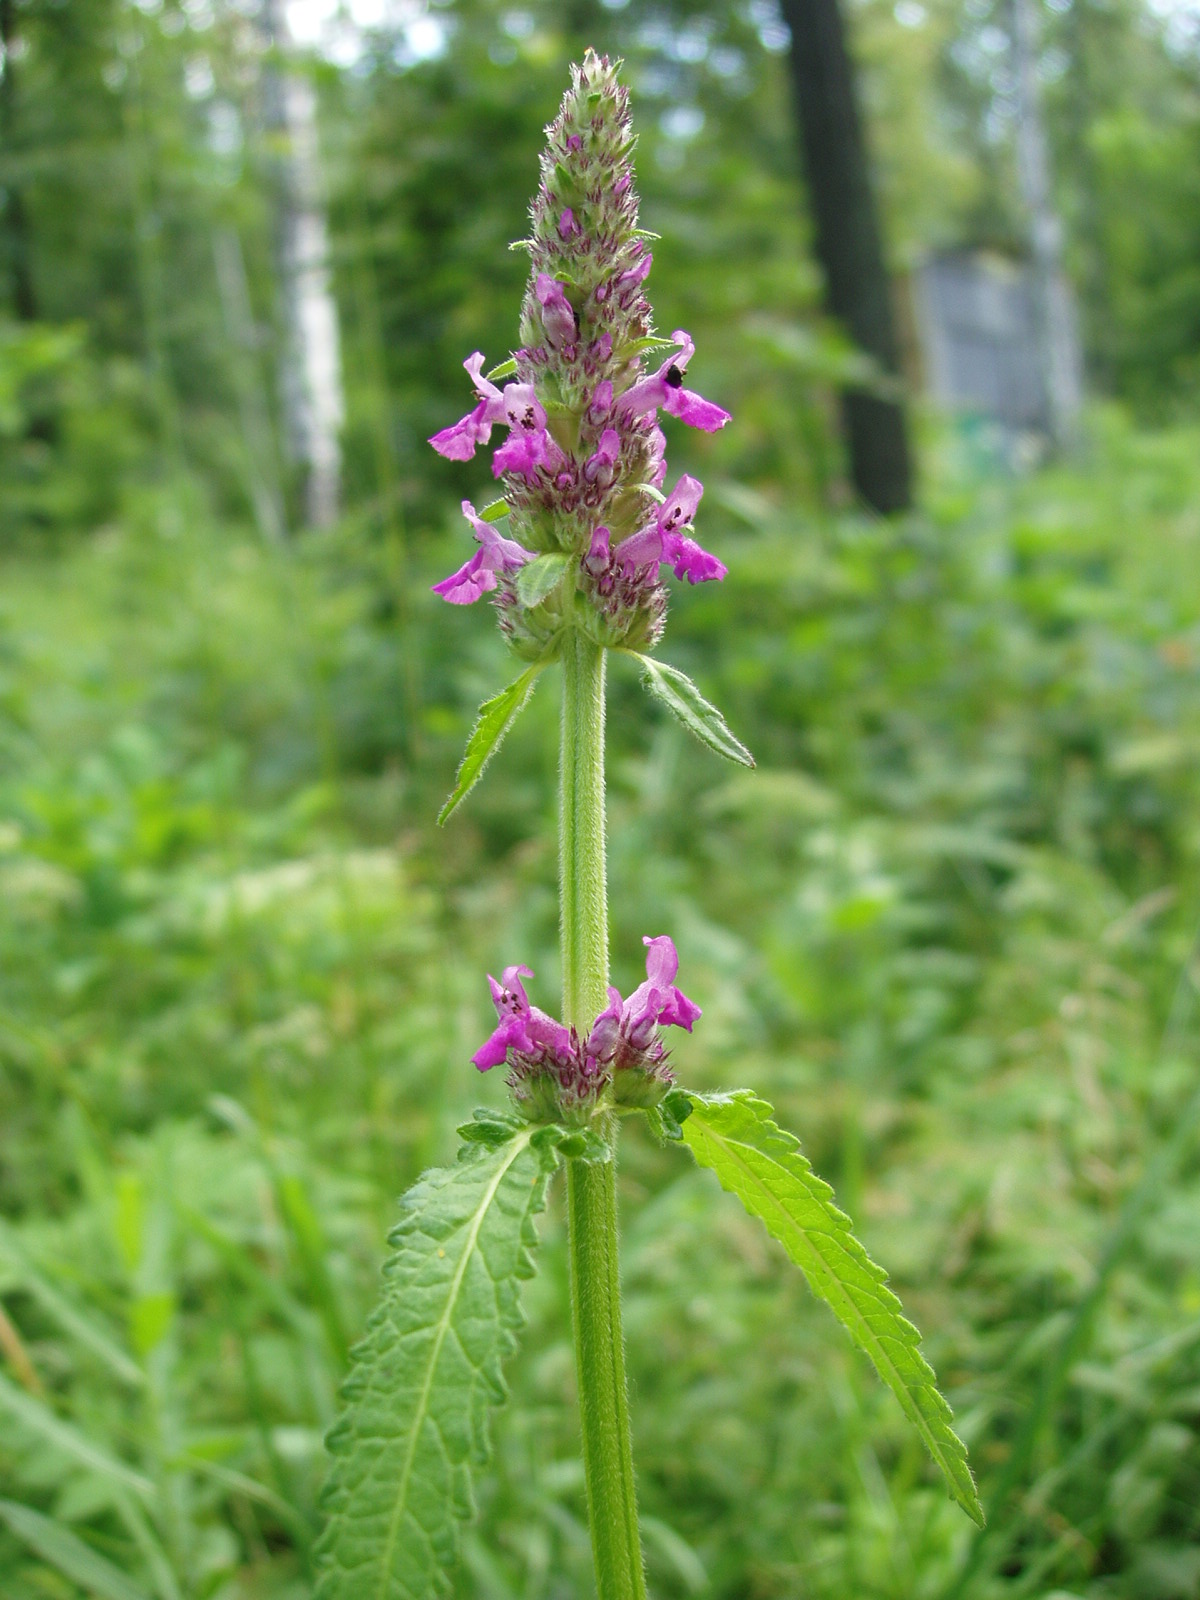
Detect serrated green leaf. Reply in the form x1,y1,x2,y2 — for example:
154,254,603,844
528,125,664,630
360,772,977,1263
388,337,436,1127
516,553,570,608
0,1499,152,1600
315,1127,561,1599
438,664,546,826
679,1091,984,1526
484,359,517,383
634,655,755,769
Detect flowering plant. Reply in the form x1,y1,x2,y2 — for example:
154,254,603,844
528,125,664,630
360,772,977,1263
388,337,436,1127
316,53,981,1600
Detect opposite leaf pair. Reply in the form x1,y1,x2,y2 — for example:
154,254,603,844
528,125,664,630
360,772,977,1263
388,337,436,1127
438,651,753,826
314,1093,983,1600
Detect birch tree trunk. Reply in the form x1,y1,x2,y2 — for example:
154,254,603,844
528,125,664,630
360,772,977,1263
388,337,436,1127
260,0,344,529
1010,0,1085,451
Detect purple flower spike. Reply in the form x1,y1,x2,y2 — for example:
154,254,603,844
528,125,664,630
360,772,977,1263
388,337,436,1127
432,500,535,605
427,51,733,659
429,353,508,461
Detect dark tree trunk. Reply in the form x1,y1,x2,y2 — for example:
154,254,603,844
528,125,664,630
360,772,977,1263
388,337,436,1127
0,0,38,320
778,0,912,513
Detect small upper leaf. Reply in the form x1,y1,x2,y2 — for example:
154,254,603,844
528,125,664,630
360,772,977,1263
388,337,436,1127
516,552,570,608
679,1090,984,1526
438,664,545,826
634,655,755,769
315,1125,564,1599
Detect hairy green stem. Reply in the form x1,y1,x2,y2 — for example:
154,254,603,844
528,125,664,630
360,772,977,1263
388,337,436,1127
560,629,647,1600
560,629,610,1025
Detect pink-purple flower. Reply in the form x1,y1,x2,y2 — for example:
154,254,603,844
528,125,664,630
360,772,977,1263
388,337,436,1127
607,475,726,587
473,936,700,1109
472,965,573,1070
616,332,732,434
492,385,563,480
432,501,534,605
428,353,508,462
586,936,701,1067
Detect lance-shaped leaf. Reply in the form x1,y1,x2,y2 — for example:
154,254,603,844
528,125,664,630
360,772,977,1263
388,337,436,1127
438,663,546,825
316,1123,564,1599
679,1090,984,1526
634,654,755,769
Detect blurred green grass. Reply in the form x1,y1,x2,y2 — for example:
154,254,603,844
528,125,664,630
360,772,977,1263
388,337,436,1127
3,409,1200,1597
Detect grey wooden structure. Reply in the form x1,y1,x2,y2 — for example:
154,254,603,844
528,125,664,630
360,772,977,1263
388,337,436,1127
914,250,1048,435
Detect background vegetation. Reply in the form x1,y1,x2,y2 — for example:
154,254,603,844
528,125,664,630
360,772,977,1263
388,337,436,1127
3,1,1200,1597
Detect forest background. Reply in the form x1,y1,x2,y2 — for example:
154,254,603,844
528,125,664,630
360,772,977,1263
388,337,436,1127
4,0,1200,1596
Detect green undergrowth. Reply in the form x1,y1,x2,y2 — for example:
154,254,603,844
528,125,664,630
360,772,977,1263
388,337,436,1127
2,410,1200,1597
